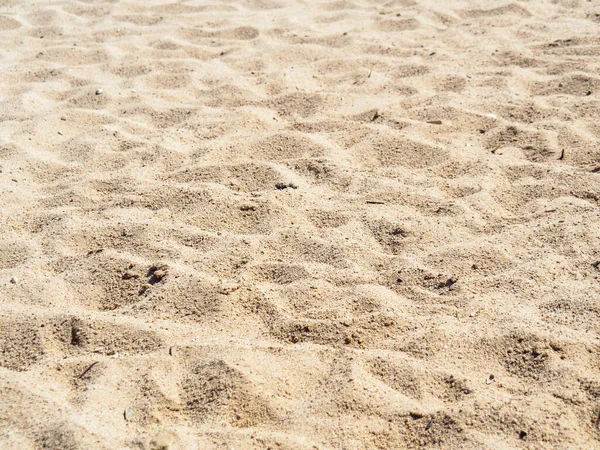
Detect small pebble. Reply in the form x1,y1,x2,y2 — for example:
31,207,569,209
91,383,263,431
124,407,133,421
486,374,495,385
10,277,17,284
122,270,138,280
95,88,103,95
151,269,166,282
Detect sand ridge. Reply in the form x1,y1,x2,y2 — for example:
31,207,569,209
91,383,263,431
1,0,600,448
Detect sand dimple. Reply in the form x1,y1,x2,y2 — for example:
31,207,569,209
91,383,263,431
369,136,449,168
180,355,275,427
166,162,285,192
459,4,532,19
486,125,555,162
0,317,44,371
366,356,422,399
246,133,326,161
376,18,421,32
266,92,324,118
0,15,21,30
221,26,260,40
532,74,600,96
49,315,163,356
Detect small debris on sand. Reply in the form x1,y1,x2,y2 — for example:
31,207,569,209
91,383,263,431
77,362,99,379
425,418,434,431
124,408,134,421
275,182,298,190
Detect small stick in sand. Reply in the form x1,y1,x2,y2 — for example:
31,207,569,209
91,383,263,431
77,361,99,379
425,418,434,431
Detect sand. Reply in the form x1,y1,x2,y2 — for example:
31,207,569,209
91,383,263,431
1,0,600,448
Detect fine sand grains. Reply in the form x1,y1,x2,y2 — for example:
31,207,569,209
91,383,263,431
1,0,600,449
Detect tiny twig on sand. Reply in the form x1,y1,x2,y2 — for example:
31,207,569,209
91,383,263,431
425,418,434,431
77,361,99,379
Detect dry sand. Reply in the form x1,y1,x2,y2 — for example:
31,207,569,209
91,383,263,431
1,0,600,448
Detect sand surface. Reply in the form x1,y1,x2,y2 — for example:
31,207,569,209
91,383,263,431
1,0,600,448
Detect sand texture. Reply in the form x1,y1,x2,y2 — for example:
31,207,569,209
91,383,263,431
1,0,600,448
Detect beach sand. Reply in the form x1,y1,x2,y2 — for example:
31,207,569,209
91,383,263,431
1,0,600,448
